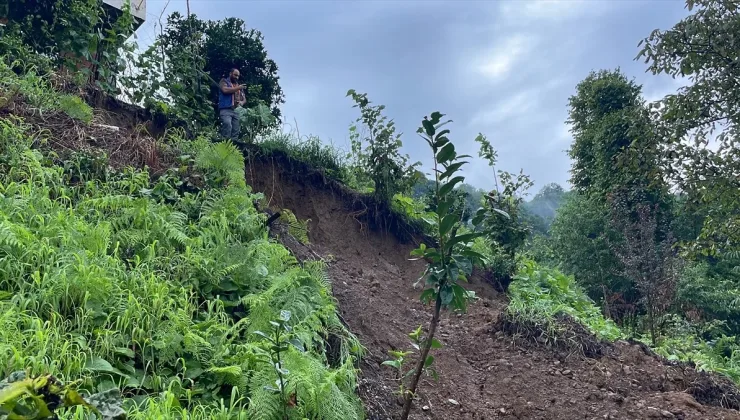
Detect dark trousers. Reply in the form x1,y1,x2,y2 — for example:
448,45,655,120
219,108,240,141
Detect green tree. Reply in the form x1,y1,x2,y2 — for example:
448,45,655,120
557,69,675,322
549,193,633,319
202,17,284,121
124,12,283,133
567,69,668,211
2,0,136,92
637,0,740,258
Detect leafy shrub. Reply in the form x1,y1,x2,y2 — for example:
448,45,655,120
472,135,533,290
346,89,420,201
653,327,740,384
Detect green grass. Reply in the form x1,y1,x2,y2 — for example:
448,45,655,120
0,61,365,419
254,128,371,192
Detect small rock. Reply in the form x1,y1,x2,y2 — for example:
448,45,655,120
422,405,430,411
499,408,506,414
448,399,459,406
554,360,561,366
562,369,572,375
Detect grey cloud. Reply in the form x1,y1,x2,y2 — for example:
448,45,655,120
137,0,692,193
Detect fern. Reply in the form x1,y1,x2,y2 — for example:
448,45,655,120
280,208,310,244
0,68,364,419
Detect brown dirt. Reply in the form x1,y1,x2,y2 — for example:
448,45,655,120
246,152,740,420
0,85,174,174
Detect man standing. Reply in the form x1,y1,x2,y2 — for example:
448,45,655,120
218,68,246,141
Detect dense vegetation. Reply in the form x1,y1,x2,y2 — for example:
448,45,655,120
0,61,362,418
2,0,740,418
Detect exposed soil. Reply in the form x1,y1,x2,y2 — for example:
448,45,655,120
247,153,740,420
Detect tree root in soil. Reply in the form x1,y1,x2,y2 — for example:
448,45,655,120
493,311,611,359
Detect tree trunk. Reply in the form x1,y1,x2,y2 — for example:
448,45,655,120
401,296,442,420
647,294,656,346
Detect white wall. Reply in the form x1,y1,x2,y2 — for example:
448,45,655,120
103,0,146,22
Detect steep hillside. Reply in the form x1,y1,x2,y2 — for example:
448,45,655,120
245,151,740,420
3,61,740,420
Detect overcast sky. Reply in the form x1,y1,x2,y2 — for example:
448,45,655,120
133,0,689,194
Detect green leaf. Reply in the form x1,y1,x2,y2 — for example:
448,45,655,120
450,284,469,311
288,339,305,352
421,216,437,227
433,137,450,149
435,129,451,141
422,119,436,137
279,310,291,322
436,143,456,164
85,357,126,377
85,388,127,419
445,232,483,252
440,285,454,306
439,213,458,236
439,176,465,197
430,338,443,349
424,355,435,368
439,162,467,180
382,360,402,370
420,288,436,304
436,198,453,218
253,330,272,341
492,208,511,220
429,112,445,125
114,347,135,358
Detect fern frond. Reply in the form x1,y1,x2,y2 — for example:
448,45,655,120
280,209,310,244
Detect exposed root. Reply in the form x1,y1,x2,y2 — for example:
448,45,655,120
687,370,740,410
494,311,611,359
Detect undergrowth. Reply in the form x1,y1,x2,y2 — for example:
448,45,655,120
507,258,740,384
506,259,623,342
0,63,364,418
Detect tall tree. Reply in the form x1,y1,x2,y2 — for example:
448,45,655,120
567,69,668,213
638,0,740,258
555,69,673,318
